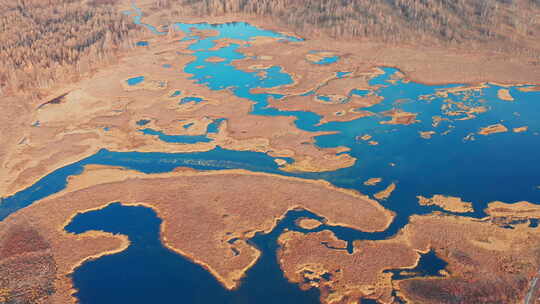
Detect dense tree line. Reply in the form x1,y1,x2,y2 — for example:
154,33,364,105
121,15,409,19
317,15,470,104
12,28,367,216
167,0,538,50
0,0,142,95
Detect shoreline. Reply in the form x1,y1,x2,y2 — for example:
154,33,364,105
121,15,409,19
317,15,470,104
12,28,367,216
5,165,395,303
2,20,539,199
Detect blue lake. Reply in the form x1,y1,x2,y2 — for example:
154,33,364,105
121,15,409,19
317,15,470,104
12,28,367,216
65,203,323,304
308,51,340,65
138,117,226,142
136,41,149,47
384,250,447,280
183,122,194,129
127,76,145,86
207,118,226,133
314,55,339,65
139,128,213,143
2,3,540,303
317,95,332,102
135,119,150,126
350,89,370,97
179,96,204,104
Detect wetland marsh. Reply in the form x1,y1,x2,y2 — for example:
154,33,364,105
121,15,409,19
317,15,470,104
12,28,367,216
1,1,540,303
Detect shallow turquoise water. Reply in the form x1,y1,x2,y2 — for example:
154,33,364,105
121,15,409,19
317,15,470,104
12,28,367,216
314,55,339,65
138,117,226,143
308,51,340,65
336,71,351,78
350,89,370,97
170,90,181,97
127,76,145,86
139,128,213,143
179,96,204,104
317,95,332,102
2,4,540,303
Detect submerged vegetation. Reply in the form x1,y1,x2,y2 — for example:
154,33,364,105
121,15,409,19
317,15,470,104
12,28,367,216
0,0,141,95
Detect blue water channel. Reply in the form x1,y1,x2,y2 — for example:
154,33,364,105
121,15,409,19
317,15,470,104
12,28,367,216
179,96,204,104
139,128,213,143
2,3,540,303
308,51,340,65
138,118,225,143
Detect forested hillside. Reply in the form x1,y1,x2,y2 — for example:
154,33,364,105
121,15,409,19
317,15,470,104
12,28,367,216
166,0,539,51
0,0,141,95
